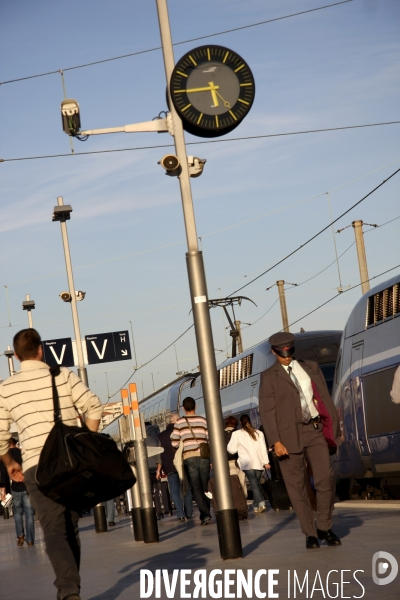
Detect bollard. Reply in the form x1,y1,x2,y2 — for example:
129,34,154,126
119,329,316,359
130,465,144,542
3,506,10,519
93,503,107,533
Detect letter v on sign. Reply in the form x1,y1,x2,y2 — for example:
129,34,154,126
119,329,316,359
49,344,66,365
91,339,108,360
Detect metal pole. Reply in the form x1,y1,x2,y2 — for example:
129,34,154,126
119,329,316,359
151,373,155,392
56,196,88,385
129,320,139,367
130,384,159,543
4,346,16,376
277,280,290,332
25,295,34,328
352,220,370,295
234,321,243,355
156,0,242,560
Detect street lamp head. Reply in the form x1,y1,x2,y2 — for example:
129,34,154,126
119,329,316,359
158,154,181,176
61,99,81,136
75,290,86,301
4,349,14,358
52,205,73,222
187,156,206,178
59,291,72,302
22,300,35,310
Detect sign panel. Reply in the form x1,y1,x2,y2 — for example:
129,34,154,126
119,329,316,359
85,330,131,365
42,337,75,368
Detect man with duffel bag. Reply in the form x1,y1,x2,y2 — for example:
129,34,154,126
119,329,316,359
0,328,104,600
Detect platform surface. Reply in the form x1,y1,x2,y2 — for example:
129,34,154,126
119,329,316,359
1,503,399,600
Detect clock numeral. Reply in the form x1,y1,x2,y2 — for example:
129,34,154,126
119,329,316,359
177,71,188,78
207,48,211,61
229,110,238,121
181,103,192,112
189,55,197,66
240,83,252,87
234,64,245,73
215,115,219,128
197,113,203,125
223,51,229,64
238,99,250,105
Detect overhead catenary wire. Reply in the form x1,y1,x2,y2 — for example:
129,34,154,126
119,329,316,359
2,120,400,163
4,158,400,288
0,1,354,86
228,167,400,297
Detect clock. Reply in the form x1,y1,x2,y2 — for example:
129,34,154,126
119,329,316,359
170,45,255,138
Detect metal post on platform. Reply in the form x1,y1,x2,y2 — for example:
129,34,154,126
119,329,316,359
129,383,158,543
4,346,16,377
52,197,88,386
156,0,242,559
22,294,35,328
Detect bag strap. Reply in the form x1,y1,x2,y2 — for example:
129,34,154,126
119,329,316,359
50,366,62,423
184,417,200,449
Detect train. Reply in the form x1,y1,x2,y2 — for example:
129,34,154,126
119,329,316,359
332,274,400,500
103,274,400,500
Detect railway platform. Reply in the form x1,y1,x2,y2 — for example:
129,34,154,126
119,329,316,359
1,502,399,600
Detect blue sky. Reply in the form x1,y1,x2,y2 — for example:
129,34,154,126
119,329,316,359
1,0,399,401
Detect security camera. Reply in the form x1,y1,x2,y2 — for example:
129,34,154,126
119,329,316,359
75,290,86,301
59,291,72,302
158,154,180,176
61,99,81,136
187,156,206,178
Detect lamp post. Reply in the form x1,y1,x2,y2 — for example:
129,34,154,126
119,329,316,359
22,295,35,328
155,0,242,559
4,346,16,376
52,197,88,386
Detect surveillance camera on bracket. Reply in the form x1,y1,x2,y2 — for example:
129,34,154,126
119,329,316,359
187,156,206,178
59,291,72,302
61,99,81,136
75,291,86,301
158,154,181,176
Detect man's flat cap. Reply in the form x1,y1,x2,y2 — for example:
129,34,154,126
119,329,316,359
269,332,295,348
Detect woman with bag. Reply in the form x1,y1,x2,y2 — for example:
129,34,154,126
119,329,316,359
227,414,270,513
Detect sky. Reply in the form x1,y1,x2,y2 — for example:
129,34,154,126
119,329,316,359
1,0,399,403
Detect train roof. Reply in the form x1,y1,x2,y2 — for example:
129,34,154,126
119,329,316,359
344,273,400,338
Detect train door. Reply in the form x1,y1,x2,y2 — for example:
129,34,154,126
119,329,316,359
350,342,372,467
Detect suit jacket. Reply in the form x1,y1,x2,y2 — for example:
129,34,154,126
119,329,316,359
259,359,341,454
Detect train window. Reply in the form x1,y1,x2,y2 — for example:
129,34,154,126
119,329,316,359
366,282,400,328
218,354,253,389
363,366,400,436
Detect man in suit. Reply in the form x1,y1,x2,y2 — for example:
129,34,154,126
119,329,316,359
259,331,342,549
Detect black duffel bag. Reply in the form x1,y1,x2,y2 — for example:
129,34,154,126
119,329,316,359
36,366,135,512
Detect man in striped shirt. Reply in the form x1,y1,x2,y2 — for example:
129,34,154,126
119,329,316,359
0,329,103,600
171,397,211,525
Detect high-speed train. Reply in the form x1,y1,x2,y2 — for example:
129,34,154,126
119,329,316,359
331,275,400,500
130,329,341,432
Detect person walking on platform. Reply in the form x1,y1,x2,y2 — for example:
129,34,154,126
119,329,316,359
224,416,247,495
171,397,212,525
0,328,102,600
259,331,342,549
156,413,193,522
9,437,35,546
227,414,269,513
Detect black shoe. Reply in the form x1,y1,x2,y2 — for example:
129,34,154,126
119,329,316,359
108,521,116,526
178,517,185,522
317,529,341,546
201,517,212,526
306,536,320,549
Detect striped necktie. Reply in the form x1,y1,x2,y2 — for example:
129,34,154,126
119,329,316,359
287,366,312,423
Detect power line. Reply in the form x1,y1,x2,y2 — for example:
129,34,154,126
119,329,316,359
228,167,400,296
106,323,195,402
2,120,399,163
286,262,400,330
0,1,354,86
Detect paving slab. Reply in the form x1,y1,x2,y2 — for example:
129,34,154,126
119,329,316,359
1,504,399,600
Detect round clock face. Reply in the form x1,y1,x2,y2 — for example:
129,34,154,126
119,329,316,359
170,45,255,138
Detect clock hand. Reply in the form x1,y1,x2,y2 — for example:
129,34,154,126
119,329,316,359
175,84,220,93
215,90,230,108
208,82,219,107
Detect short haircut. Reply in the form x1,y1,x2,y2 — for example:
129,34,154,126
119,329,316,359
182,397,196,412
167,412,180,424
13,328,42,361
225,415,238,429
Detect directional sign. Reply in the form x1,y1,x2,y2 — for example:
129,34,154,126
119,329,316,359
42,337,75,367
85,330,132,365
